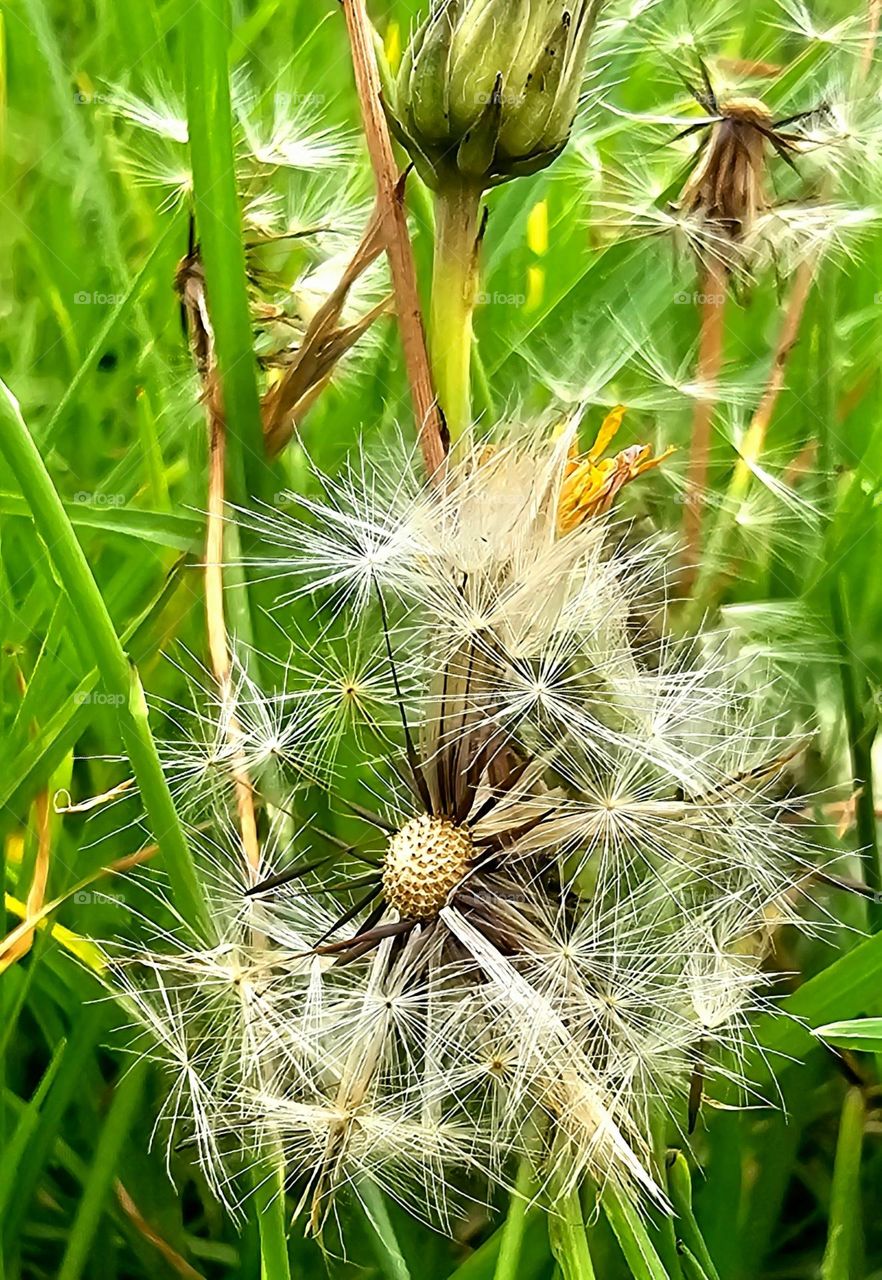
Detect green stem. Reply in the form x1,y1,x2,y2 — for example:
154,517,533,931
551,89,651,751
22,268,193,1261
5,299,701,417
0,381,212,940
430,180,484,446
252,1156,292,1280
820,1087,865,1280
494,1159,537,1280
548,1183,596,1280
666,1153,721,1280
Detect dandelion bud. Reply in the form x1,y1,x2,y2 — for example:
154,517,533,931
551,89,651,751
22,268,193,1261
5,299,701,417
393,0,601,191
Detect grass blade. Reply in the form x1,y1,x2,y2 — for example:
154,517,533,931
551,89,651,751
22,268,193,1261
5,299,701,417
181,0,269,506
57,1062,149,1280
602,1184,670,1280
820,1088,865,1280
547,1184,596,1280
0,380,211,939
494,1161,538,1280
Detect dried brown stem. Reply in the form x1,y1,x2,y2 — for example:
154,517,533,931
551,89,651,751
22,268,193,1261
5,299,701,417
737,258,814,472
861,0,881,78
262,210,390,456
115,1182,206,1280
340,0,448,478
178,251,261,880
681,256,728,585
205,398,261,879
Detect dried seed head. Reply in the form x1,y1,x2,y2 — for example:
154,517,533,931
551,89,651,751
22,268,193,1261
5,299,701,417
679,96,776,240
383,815,473,919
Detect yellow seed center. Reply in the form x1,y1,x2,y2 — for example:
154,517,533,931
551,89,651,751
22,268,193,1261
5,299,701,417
382,815,473,920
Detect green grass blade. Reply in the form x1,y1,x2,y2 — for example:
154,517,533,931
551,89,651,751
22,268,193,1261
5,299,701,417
820,1088,865,1280
0,1038,66,1219
815,1018,882,1050
602,1184,671,1280
547,1185,596,1280
493,1160,538,1280
56,1062,148,1280
360,1179,412,1280
0,380,211,939
181,0,269,506
250,1153,291,1280
36,218,180,450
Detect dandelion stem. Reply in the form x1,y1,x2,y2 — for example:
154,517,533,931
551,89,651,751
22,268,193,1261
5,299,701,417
494,1159,537,1280
0,379,212,941
548,1182,597,1280
682,257,727,589
430,180,484,447
340,0,448,477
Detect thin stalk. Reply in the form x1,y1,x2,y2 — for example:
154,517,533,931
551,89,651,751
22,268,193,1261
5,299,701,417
205,392,261,879
195,303,289,1274
681,257,728,589
860,0,881,77
251,1156,292,1280
430,180,484,446
494,1160,537,1280
0,381,212,940
820,1088,866,1280
341,0,448,477
666,1153,721,1280
690,259,814,618
547,1182,596,1280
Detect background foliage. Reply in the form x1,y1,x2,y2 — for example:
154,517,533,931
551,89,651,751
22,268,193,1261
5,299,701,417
1,0,881,1276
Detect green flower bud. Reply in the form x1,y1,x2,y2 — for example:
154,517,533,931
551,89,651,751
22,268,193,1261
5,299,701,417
391,0,602,191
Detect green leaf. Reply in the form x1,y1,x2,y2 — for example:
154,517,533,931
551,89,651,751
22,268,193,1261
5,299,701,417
815,1018,882,1051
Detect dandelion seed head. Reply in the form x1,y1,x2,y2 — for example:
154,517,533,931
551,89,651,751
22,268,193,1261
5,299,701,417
383,816,473,920
103,429,831,1233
